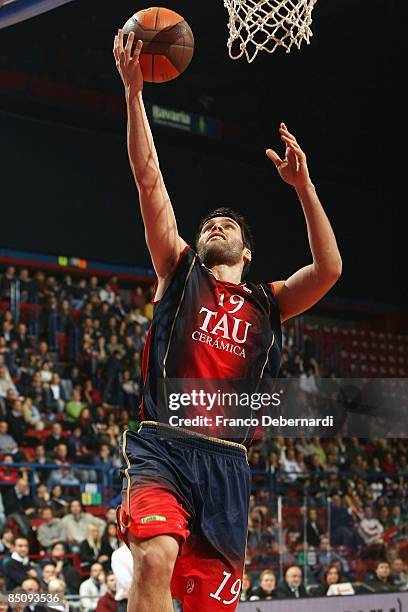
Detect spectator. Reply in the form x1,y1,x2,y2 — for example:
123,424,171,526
4,537,38,590
311,564,342,597
60,500,105,548
249,570,276,601
316,535,350,577
39,562,57,591
0,420,19,454
95,573,118,612
100,522,120,568
280,448,303,483
329,494,357,547
6,399,27,444
79,562,107,612
79,524,107,573
1,478,35,530
390,558,408,590
44,423,65,454
99,283,115,305
94,444,116,488
365,560,397,593
305,508,323,548
49,541,81,595
110,543,132,612
0,527,14,554
48,578,69,612
357,506,384,546
274,566,308,599
21,397,42,428
32,448,51,485
65,389,86,421
37,507,62,550
239,573,254,602
43,373,67,414
50,485,69,517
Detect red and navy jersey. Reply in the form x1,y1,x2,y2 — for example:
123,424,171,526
141,246,282,438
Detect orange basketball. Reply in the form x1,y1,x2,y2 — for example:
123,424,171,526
122,7,195,84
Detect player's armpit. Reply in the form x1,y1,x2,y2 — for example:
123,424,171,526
272,263,341,323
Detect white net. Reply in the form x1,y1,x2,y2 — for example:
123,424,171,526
223,0,318,62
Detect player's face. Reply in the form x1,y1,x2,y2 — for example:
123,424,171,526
197,217,249,269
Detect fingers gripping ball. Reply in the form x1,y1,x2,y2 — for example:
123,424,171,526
123,7,194,83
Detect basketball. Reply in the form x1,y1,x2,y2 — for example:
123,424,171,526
122,7,194,84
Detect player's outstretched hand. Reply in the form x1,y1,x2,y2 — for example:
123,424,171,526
266,123,311,189
113,30,143,96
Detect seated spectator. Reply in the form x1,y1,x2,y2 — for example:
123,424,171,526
0,527,14,554
357,506,384,546
22,397,42,428
274,565,308,599
79,562,107,612
37,507,63,550
33,474,51,509
94,444,116,487
6,399,28,444
0,420,19,454
239,573,254,602
0,366,17,400
47,463,80,489
49,541,81,595
95,572,118,612
50,485,69,517
64,389,86,421
1,478,35,531
39,562,57,591
316,535,350,577
83,380,102,408
390,558,408,590
100,522,120,569
33,446,51,484
44,423,65,454
4,537,38,590
79,524,108,572
0,453,20,485
99,283,115,305
60,500,105,549
311,564,342,597
305,508,323,548
280,448,303,483
48,578,69,612
249,570,276,601
43,373,67,414
365,560,398,593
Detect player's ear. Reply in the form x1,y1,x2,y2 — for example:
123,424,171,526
243,248,252,263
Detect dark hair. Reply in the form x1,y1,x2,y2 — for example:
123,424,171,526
196,207,254,279
324,564,341,583
375,560,390,570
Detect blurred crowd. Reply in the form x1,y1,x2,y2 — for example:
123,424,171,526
0,264,407,609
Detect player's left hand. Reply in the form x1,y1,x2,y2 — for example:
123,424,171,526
266,123,311,189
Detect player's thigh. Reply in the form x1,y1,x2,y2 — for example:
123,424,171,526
172,537,244,611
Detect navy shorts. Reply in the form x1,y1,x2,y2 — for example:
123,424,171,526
118,421,251,611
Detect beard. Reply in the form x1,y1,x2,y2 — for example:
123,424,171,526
197,236,244,268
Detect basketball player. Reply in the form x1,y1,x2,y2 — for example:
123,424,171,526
113,30,342,612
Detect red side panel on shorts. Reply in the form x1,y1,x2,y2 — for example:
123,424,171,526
122,486,190,542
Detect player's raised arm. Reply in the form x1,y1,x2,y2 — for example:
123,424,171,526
266,123,342,323
113,30,187,283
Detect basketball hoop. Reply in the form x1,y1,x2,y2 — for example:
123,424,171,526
223,0,318,63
